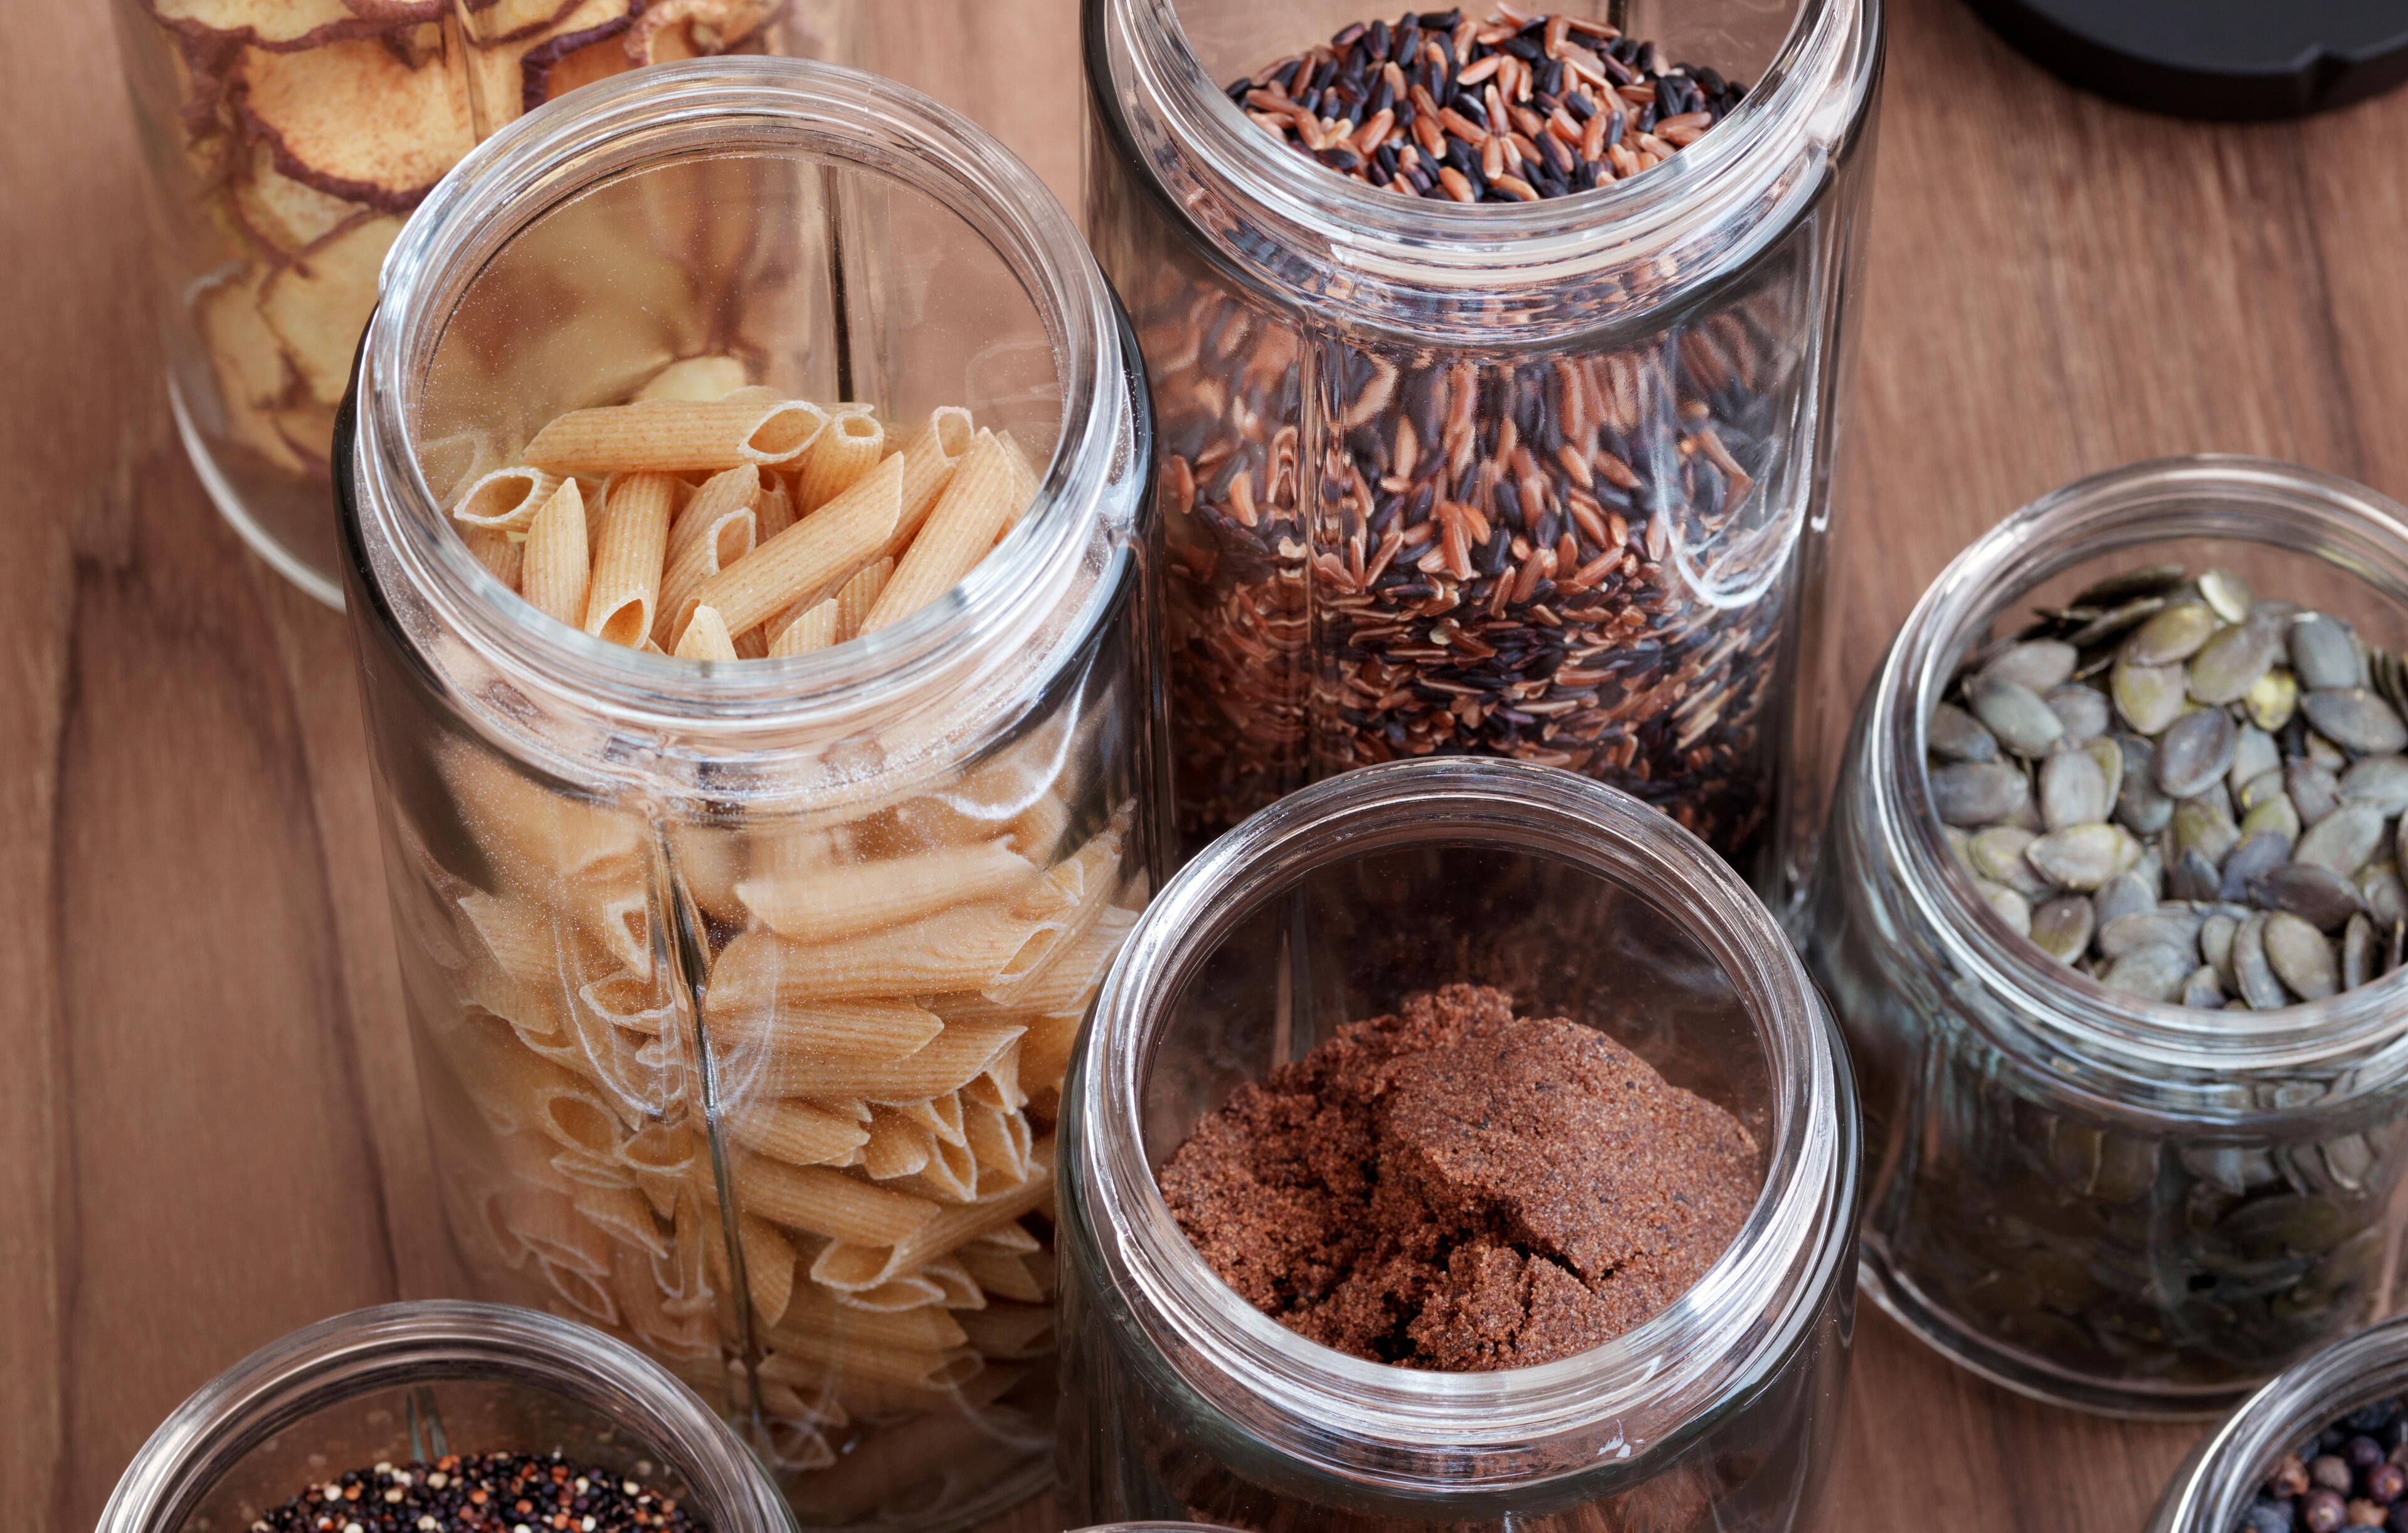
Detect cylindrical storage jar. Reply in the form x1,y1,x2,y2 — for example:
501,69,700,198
2146,1315,2408,1533
97,1301,796,1533
1057,757,1861,1529
1808,456,2408,1419
1084,0,1883,893
110,1,1077,605
339,60,1160,1530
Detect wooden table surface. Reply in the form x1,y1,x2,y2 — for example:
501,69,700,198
12,0,2408,1528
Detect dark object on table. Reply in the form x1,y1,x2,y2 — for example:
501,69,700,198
1966,0,2408,121
2242,1394,2408,1533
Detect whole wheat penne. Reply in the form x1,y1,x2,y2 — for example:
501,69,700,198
832,556,892,643
962,1099,1033,1181
1013,1009,1086,1097
893,1134,980,1203
733,1154,938,1247
739,1214,798,1325
457,888,561,984
756,473,796,541
758,1339,981,1393
768,598,838,656
656,468,763,643
965,1221,1040,1255
724,1098,872,1167
522,397,830,474
735,838,1035,945
726,1017,1023,1103
793,410,887,514
633,354,751,403
733,626,770,660
501,1186,614,1278
771,1288,968,1351
958,1242,1045,1304
831,1272,948,1314
519,477,589,626
860,1107,934,1181
884,407,976,557
996,427,1042,529
574,1182,671,1259
453,466,562,530
808,1136,1053,1291
673,604,739,660
462,527,524,589
919,1256,985,1310
704,939,943,1058
537,1257,620,1325
690,453,904,635
862,431,1023,631
583,471,679,646
728,905,1051,1005
890,1090,967,1148
954,1300,1054,1361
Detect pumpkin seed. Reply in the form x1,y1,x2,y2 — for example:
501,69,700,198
2173,796,2241,867
2101,942,2191,1002
2218,831,2293,903
2044,684,2111,746
2187,615,2284,705
2289,613,2362,690
2264,911,2339,1001
1978,880,2033,937
2074,563,2189,609
2244,667,2299,732
2099,907,2204,961
2343,913,2376,990
2127,601,2219,666
2202,912,2239,986
2030,896,2095,964
2085,737,2125,811
2248,862,2365,932
1926,700,1998,762
2339,754,2408,816
2155,707,2237,798
2168,848,2222,901
2302,687,2408,756
2027,823,2125,890
2236,767,2288,814
1971,826,2051,896
2293,803,2387,877
2227,725,2279,797
2182,964,2227,1008
1981,638,2079,693
1970,675,2067,757
1931,761,2030,826
2358,866,2408,928
2199,567,2254,623
2116,736,2175,834
2040,747,2108,830
2288,759,2342,826
2094,870,2157,932
2112,658,2189,735
2239,793,2303,844
2233,912,2286,1009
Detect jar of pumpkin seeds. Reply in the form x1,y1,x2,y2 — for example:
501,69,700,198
1807,455,2408,1418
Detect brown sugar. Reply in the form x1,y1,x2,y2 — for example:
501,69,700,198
1158,983,1762,1371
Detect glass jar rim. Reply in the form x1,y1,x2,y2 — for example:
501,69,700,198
1066,757,1858,1492
1870,454,2408,1105
95,1300,796,1533
2150,1314,2408,1533
1090,0,1878,334
349,56,1136,739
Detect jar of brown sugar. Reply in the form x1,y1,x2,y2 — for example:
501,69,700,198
1083,0,1884,903
1055,757,1861,1529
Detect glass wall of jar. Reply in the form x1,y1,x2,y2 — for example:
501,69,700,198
98,1300,798,1533
1057,757,1861,1530
1807,456,2408,1420
1082,0,1883,898
109,1,1084,606
2147,1315,2408,1533
339,60,1162,1530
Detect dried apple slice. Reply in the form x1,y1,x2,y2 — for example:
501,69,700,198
259,214,403,406
625,0,783,64
516,1,637,112
230,139,363,255
196,270,307,474
147,0,386,50
463,0,583,44
274,398,342,468
238,38,475,210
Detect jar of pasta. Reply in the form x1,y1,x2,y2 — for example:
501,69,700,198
1082,0,1883,898
99,1301,798,1533
337,58,1161,1530
1057,757,1861,1529
110,0,1082,605
1807,456,2408,1417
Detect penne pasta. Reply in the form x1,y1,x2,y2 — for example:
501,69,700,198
522,397,830,474
771,1288,968,1351
583,471,679,647
792,410,887,514
725,1098,874,1168
452,465,562,530
573,1182,671,1260
954,1300,1055,1361
736,838,1035,946
689,453,904,636
893,1132,980,1204
759,1339,981,1394
632,354,751,403
962,1099,1033,1182
919,1256,985,1310
729,905,1055,1006
861,1107,935,1181
861,430,1026,631
655,466,763,645
885,407,976,558
809,1137,1054,1292
957,1243,1046,1304
704,938,943,1058
832,1273,948,1314
740,1214,798,1325
462,527,524,589
519,477,589,626
755,472,796,541
673,604,739,661
722,1017,1023,1104
890,1091,968,1149
768,598,838,656
733,1152,940,1248
831,556,893,643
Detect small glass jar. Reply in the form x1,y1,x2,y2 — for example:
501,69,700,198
1083,0,1884,895
1056,757,1861,1529
1807,455,2408,1419
339,59,1160,1530
2147,1315,2408,1533
97,1300,796,1533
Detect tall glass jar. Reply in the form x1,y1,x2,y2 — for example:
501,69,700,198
1807,456,2408,1419
2147,1315,2408,1533
1083,0,1883,895
1057,757,1861,1529
338,60,1161,1530
110,1,1078,605
98,1301,797,1533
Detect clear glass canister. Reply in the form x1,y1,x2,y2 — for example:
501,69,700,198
1057,757,1861,1529
1083,0,1884,894
110,0,1076,605
338,60,1160,1530
2147,1315,2408,1533
97,1300,797,1533
1807,456,2408,1418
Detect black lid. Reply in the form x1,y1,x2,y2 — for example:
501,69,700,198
1965,0,2408,121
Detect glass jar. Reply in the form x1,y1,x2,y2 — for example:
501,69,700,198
338,58,1161,1530
1807,455,2408,1419
2147,1315,2408,1533
97,1300,796,1533
110,1,1082,606
1056,757,1861,1529
1082,0,1884,894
